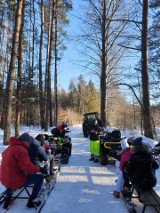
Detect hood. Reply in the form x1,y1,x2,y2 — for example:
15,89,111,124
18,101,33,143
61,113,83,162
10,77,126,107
9,137,22,146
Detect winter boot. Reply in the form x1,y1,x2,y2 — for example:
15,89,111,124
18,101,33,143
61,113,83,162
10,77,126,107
89,154,94,161
121,187,132,198
113,191,120,198
3,197,14,209
27,200,41,208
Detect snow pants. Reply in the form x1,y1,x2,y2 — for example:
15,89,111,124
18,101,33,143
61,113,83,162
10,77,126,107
114,171,124,192
90,140,100,157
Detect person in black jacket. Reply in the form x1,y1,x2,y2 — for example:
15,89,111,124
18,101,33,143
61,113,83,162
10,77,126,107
127,137,159,194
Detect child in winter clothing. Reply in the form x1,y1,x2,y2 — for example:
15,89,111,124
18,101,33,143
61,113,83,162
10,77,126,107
33,134,54,177
113,138,131,198
28,135,51,168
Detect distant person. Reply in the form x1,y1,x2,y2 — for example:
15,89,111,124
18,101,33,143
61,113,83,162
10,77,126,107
0,133,48,209
57,122,67,137
89,119,102,163
113,138,131,198
127,137,159,195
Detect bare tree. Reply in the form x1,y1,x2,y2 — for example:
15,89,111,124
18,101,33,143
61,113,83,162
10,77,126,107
39,0,45,130
15,0,26,137
3,0,24,144
54,0,58,127
76,0,128,126
141,0,153,138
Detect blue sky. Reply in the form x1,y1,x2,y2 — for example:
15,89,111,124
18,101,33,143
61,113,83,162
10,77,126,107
58,1,87,91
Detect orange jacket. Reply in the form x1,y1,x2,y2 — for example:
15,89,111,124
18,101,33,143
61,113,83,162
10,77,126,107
0,137,40,189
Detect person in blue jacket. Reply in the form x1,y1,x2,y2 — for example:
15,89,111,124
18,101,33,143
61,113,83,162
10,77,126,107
28,135,51,168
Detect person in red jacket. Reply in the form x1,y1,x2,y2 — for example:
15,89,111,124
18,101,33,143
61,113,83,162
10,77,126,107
57,122,67,137
113,138,131,198
0,133,47,209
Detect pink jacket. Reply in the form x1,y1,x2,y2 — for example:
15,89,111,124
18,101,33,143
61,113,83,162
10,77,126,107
119,148,131,171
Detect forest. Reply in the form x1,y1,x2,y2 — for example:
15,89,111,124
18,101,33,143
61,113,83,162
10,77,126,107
0,0,160,144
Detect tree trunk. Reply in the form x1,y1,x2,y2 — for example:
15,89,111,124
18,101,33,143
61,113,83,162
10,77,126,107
39,0,45,130
46,0,55,129
54,0,58,126
15,0,25,137
44,3,52,131
141,0,153,138
3,0,23,144
100,0,107,127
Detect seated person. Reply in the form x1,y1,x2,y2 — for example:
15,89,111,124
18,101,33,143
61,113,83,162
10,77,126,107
0,133,47,209
56,122,67,137
113,138,131,198
28,134,51,168
35,134,54,176
28,134,54,176
127,137,159,195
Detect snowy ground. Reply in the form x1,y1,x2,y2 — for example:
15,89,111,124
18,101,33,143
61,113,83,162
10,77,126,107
0,125,159,213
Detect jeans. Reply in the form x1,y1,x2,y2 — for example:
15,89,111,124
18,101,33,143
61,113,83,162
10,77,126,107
6,173,44,202
24,173,44,201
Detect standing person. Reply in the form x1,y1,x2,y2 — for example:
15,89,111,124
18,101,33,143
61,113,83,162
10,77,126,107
89,119,102,163
113,138,131,198
0,133,48,209
127,137,159,195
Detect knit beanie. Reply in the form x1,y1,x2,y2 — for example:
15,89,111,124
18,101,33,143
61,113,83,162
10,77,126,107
120,138,129,150
18,133,34,143
132,137,143,147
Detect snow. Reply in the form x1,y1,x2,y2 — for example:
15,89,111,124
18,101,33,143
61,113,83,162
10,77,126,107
0,124,160,213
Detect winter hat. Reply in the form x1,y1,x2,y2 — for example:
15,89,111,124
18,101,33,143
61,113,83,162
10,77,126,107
120,138,129,150
18,133,34,143
132,137,143,147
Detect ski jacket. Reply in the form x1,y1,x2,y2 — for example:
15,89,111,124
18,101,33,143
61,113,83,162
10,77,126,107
90,130,100,141
119,148,131,171
127,151,159,190
28,140,50,167
0,137,40,190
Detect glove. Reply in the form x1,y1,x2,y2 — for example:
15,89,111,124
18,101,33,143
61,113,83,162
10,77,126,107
44,145,50,151
40,165,48,175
